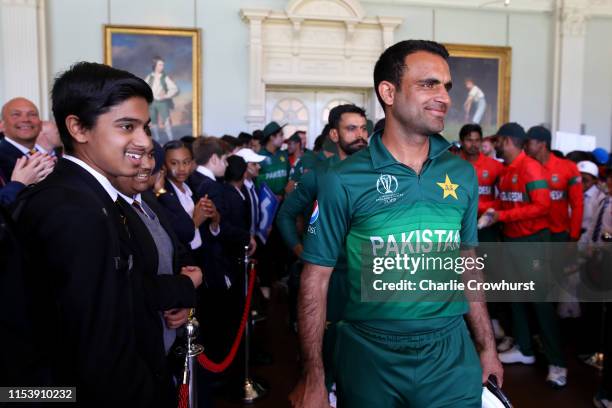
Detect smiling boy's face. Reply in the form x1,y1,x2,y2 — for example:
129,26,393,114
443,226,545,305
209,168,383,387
73,96,151,180
113,138,155,196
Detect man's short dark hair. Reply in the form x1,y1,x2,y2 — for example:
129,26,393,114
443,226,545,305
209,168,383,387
328,104,366,130
238,132,252,147
373,40,449,108
459,124,483,141
221,135,240,149
52,62,153,154
193,136,225,165
252,130,263,141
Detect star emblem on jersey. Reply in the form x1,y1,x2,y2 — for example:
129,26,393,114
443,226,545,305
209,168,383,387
437,174,459,200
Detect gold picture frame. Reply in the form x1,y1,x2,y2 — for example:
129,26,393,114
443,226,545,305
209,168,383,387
443,43,512,138
104,25,201,142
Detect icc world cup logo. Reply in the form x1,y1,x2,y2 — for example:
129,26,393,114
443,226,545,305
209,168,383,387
377,174,398,195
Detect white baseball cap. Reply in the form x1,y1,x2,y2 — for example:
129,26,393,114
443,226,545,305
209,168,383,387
235,148,266,163
577,160,598,178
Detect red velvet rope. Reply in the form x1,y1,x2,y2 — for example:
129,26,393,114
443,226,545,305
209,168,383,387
196,263,257,373
177,383,189,408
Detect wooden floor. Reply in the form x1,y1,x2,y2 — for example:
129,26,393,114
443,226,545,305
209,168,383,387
215,289,603,408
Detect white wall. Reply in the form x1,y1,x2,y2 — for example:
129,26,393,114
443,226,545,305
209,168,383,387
34,0,612,148
582,17,612,150
362,3,555,131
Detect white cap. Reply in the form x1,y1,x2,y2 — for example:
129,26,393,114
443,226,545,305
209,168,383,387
577,160,599,178
235,148,266,163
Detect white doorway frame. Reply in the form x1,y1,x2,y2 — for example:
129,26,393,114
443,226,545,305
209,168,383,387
240,0,402,131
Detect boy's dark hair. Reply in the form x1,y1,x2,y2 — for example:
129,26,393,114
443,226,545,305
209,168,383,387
373,40,449,108
52,62,153,154
459,123,483,141
328,104,366,130
193,136,226,165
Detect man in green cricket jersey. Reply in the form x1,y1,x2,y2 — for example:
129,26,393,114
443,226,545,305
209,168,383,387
278,104,368,393
290,40,502,408
257,121,290,199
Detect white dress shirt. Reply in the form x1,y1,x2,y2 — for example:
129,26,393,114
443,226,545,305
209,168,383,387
4,136,45,156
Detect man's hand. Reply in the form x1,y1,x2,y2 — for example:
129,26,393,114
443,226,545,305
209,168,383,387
289,371,330,408
285,180,296,195
11,154,54,185
480,348,504,387
193,199,208,228
154,168,166,193
201,195,221,225
163,308,189,329
248,236,257,256
181,266,203,288
293,243,304,258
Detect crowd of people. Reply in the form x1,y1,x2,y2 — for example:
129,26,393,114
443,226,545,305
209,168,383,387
0,39,611,408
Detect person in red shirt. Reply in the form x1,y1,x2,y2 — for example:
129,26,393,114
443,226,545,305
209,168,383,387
483,122,567,388
459,123,508,341
459,124,504,230
525,126,583,242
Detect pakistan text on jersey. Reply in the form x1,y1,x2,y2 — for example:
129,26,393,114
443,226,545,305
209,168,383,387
264,169,288,179
370,229,461,257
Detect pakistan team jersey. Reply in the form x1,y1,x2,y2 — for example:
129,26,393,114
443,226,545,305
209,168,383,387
541,154,583,239
257,148,289,195
301,132,479,321
495,151,551,238
277,154,348,321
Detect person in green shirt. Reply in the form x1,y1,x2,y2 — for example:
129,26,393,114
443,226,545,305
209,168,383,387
256,121,290,198
276,104,368,392
290,40,503,408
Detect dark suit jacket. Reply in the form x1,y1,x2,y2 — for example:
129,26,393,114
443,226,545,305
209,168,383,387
0,167,25,208
12,159,160,407
0,138,26,178
0,206,33,385
221,183,252,264
192,175,229,288
155,179,197,247
186,171,207,198
115,191,197,406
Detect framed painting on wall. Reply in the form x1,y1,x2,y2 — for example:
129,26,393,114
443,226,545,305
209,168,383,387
443,43,511,140
104,25,201,143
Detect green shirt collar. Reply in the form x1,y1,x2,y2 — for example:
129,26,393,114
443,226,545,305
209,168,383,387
369,131,451,170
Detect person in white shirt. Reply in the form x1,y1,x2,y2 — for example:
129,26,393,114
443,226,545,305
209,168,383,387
578,160,605,244
464,78,487,124
145,56,179,143
235,147,267,235
159,140,221,252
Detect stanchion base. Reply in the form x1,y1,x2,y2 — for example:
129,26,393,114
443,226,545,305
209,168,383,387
242,378,268,404
223,376,269,404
